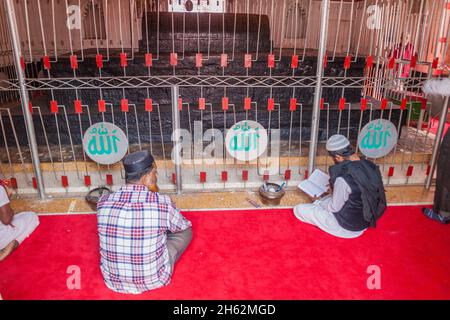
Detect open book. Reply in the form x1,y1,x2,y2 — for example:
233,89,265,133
297,169,330,198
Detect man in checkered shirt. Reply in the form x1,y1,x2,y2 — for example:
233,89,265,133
97,151,192,294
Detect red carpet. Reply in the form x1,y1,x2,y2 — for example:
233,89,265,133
1,206,450,300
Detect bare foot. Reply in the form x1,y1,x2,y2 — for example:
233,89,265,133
0,240,19,262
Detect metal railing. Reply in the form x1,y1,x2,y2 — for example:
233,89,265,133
0,0,448,198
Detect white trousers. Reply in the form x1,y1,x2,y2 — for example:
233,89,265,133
0,211,39,250
293,202,365,239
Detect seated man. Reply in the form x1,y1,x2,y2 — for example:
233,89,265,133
97,151,192,294
0,181,39,261
294,134,386,239
422,128,450,224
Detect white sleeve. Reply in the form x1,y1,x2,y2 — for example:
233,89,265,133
318,177,351,213
0,186,10,207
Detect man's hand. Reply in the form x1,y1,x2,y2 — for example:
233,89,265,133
0,204,15,226
308,195,322,202
5,186,13,199
308,186,331,202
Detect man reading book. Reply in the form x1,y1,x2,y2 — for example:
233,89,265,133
294,134,386,239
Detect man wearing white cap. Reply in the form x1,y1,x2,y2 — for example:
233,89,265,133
294,134,386,239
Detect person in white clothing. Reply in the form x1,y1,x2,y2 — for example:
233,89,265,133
294,134,386,239
0,182,39,261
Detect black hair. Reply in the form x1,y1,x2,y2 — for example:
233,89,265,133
328,145,355,158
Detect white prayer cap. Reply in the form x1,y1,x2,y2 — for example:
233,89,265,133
326,134,350,152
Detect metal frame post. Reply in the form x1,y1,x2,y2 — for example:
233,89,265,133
425,96,450,189
4,0,46,199
308,0,330,174
171,85,182,194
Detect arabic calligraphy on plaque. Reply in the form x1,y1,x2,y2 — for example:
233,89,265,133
83,122,128,165
358,119,398,159
225,120,268,161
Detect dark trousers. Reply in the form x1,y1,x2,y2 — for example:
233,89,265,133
167,227,192,265
435,130,450,216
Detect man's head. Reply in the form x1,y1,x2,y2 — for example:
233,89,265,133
123,151,158,191
326,134,355,163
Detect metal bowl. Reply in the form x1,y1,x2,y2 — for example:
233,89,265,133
85,186,112,211
259,182,286,206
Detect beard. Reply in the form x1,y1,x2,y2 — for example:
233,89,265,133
148,183,159,193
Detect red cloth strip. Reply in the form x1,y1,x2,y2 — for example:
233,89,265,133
285,169,291,181
84,175,91,187
121,99,129,112
98,100,106,113
50,100,58,114
406,166,414,177
199,97,206,110
43,56,51,70
291,55,299,69
268,98,275,111
196,53,203,68
145,53,152,67
268,54,275,68
244,97,251,110
244,54,252,68
381,98,388,110
360,98,367,111
170,53,178,66
145,98,153,112
289,98,297,111
388,56,395,69
61,175,69,188
70,55,78,70
74,100,82,114
339,98,346,111
222,97,229,111
106,174,113,186
220,53,228,68
172,173,177,184
20,56,26,71
344,56,351,69
366,55,373,69
221,171,228,182
388,167,395,177
120,52,127,68
96,54,103,69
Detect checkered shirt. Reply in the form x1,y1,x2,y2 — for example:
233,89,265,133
97,184,191,294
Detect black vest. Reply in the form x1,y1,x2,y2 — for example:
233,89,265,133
330,160,385,231
333,172,369,231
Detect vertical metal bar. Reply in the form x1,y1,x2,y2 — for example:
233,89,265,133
4,0,45,198
425,96,449,189
308,0,330,174
5,0,45,199
171,85,182,194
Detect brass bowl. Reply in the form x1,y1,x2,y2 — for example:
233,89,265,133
259,183,285,206
85,187,112,211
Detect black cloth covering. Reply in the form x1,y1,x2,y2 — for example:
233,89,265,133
434,129,450,216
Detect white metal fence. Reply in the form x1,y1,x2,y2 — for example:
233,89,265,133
0,0,448,198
